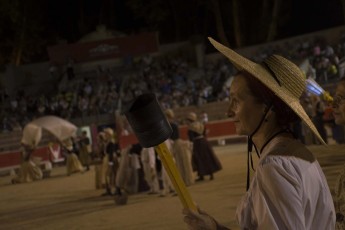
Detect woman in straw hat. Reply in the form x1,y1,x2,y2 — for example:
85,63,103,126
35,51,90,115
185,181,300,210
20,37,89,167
186,112,222,182
78,130,91,171
183,38,335,229
165,109,195,186
331,77,345,229
101,127,120,196
62,138,84,176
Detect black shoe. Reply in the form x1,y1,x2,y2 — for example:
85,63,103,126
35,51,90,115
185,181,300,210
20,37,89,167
101,192,112,196
114,187,122,196
147,191,158,195
101,188,113,196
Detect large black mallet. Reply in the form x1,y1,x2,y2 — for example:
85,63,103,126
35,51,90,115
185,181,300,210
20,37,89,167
125,93,196,211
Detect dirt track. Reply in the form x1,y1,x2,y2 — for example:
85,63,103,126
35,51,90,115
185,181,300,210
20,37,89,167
0,144,343,230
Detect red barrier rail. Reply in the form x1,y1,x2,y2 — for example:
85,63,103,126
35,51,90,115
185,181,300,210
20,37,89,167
0,120,237,169
119,119,237,149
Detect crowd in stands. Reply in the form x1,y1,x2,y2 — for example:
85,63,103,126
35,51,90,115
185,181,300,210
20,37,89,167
0,55,234,131
1,33,345,142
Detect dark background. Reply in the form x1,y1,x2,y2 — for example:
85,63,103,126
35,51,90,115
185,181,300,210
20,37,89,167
0,0,344,65
45,0,343,42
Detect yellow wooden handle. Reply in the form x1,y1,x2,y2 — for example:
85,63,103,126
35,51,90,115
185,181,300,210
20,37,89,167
155,142,197,211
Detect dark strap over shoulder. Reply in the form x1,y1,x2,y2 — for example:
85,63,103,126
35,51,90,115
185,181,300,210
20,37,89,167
266,139,315,163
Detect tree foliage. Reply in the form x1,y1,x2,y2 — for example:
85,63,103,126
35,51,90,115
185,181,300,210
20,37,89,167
0,0,342,65
0,0,49,66
125,0,294,47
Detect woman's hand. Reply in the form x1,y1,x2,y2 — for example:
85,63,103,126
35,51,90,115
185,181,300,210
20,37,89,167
183,206,218,230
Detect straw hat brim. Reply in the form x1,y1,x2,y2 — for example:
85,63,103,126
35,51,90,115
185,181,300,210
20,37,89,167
103,128,114,136
208,37,325,144
165,109,175,119
189,121,204,135
187,112,197,122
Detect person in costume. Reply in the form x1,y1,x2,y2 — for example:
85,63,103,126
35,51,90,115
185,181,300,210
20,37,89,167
62,138,84,176
183,38,335,229
332,77,345,126
331,77,345,229
165,109,194,186
12,124,43,184
78,130,92,171
119,143,142,194
101,127,120,196
12,144,43,184
141,147,160,195
94,131,106,189
113,144,142,205
186,112,222,182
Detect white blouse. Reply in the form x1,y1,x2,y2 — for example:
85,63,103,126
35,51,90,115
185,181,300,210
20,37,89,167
236,137,335,230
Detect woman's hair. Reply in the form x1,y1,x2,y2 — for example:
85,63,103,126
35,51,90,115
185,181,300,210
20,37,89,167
238,71,300,126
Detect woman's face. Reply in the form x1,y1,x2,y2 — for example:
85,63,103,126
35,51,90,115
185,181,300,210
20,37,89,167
333,81,345,125
227,74,266,135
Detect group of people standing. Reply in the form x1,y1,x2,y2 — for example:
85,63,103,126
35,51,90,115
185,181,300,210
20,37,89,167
60,130,92,176
93,128,121,196
140,109,222,197
9,109,223,207
91,109,222,201
11,129,93,184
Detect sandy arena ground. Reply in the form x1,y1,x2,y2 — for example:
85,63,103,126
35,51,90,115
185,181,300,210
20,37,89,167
0,143,344,230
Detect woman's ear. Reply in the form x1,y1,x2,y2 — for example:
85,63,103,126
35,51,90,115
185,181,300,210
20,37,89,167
263,105,275,121
263,103,274,113
265,106,278,122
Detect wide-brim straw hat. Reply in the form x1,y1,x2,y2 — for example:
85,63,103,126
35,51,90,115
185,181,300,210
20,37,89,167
208,37,325,144
165,109,175,119
103,128,114,137
189,121,204,135
103,128,115,142
62,138,73,151
187,112,197,122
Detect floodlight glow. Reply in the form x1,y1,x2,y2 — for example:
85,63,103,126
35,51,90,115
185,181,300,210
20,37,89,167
306,84,322,95
305,78,333,102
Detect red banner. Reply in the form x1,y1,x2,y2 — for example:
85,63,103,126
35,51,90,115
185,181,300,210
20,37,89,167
47,32,159,65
